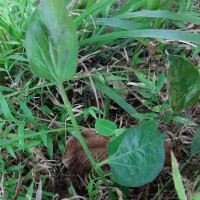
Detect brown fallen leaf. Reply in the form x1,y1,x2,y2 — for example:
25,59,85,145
62,129,109,175
164,142,182,167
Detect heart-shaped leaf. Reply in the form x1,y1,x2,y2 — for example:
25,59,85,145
26,0,78,83
107,121,165,187
167,56,200,114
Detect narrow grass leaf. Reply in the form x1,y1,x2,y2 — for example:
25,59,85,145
190,128,200,157
58,141,65,155
156,70,166,93
18,122,25,150
74,0,116,24
47,135,53,159
20,100,35,123
26,182,34,200
135,73,153,90
6,145,16,159
171,152,187,200
0,86,15,92
172,116,197,126
0,92,14,120
80,29,200,46
6,55,29,62
93,79,139,120
95,118,118,136
116,10,200,25
87,18,149,30
113,0,146,16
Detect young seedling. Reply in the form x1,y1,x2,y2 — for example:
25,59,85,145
25,0,114,198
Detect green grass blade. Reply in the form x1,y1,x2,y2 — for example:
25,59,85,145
87,18,149,30
74,0,116,24
80,29,200,46
171,152,187,200
93,79,139,120
0,92,14,120
113,0,146,16
116,10,200,25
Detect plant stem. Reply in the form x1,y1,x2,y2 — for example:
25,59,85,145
58,82,114,199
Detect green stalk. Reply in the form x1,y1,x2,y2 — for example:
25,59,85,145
58,82,114,199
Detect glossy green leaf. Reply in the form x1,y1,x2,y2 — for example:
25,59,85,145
167,56,200,114
26,0,78,83
171,152,187,200
190,128,200,157
107,121,165,187
95,118,118,136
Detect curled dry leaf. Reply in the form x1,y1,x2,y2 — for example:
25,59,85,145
62,129,109,175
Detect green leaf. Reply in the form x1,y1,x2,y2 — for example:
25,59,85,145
0,92,14,120
107,121,165,187
26,182,34,199
116,10,200,25
132,112,160,119
6,145,16,159
95,118,118,136
74,0,116,24
172,116,197,126
18,122,25,150
167,56,200,114
93,79,139,120
6,55,29,62
80,29,200,46
171,152,187,200
155,70,166,93
26,0,78,83
191,193,200,200
134,73,153,90
20,100,35,123
190,128,200,157
47,135,53,159
87,18,149,30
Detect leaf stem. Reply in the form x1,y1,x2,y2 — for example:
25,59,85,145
58,82,115,199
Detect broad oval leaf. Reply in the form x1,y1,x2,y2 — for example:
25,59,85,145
26,0,78,83
167,56,200,114
95,118,118,136
107,121,165,187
